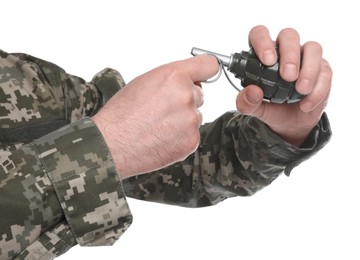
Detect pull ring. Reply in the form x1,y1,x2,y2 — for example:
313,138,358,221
202,55,223,83
202,54,241,92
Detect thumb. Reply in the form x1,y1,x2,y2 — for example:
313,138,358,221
236,85,265,118
181,55,220,83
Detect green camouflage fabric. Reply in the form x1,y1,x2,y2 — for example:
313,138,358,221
123,112,331,207
0,49,332,259
0,49,131,259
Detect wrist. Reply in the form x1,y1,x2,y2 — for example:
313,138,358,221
92,113,129,179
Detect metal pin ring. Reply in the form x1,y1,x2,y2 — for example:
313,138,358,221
202,55,223,84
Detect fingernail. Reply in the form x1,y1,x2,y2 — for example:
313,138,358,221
283,63,298,81
262,49,276,65
246,90,262,104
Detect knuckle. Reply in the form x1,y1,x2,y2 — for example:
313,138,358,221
320,64,333,82
321,59,333,76
279,28,299,38
190,110,200,126
250,25,268,35
304,41,323,53
166,69,181,84
180,89,195,106
278,28,300,45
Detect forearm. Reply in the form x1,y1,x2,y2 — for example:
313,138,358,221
123,111,331,207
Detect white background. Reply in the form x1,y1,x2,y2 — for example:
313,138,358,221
2,0,359,259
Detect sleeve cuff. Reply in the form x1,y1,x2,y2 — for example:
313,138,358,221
284,112,332,175
92,68,126,104
239,112,332,176
32,117,132,246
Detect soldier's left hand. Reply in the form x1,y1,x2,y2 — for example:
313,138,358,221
235,25,332,146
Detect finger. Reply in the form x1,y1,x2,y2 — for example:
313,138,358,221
248,25,277,66
299,58,332,113
236,85,265,118
296,41,322,95
181,55,220,83
196,109,203,128
276,28,301,82
194,85,204,108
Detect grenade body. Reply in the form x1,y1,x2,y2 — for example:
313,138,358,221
229,48,303,104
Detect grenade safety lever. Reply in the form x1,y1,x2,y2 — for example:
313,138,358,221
191,47,303,104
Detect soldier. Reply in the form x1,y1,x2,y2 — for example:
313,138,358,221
0,25,332,259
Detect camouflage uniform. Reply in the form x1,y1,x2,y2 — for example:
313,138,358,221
0,49,332,259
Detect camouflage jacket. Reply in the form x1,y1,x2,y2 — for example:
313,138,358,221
0,49,332,259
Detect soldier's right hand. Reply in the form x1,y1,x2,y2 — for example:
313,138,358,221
92,55,218,179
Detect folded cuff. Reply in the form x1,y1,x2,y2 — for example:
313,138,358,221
92,68,126,104
32,117,132,246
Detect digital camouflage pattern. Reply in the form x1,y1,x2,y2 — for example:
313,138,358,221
0,49,332,259
0,49,131,259
124,111,331,207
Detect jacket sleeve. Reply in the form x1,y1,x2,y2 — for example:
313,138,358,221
0,49,132,259
0,118,132,259
0,49,125,142
123,111,332,207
